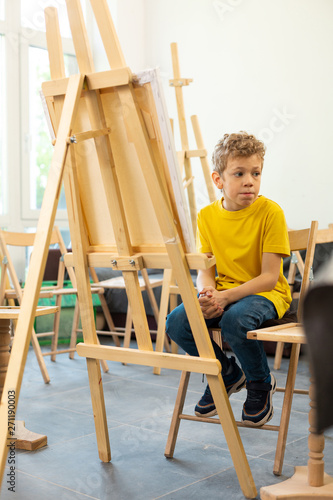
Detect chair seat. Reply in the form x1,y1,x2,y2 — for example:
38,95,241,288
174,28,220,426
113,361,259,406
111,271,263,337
247,323,306,344
0,305,59,319
53,286,104,296
259,309,297,329
5,288,55,299
96,275,163,290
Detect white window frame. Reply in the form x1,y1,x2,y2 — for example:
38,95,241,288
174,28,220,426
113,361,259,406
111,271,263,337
0,1,22,230
0,32,7,220
0,0,90,233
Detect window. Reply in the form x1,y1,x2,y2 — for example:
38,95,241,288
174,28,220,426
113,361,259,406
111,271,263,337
0,35,7,215
28,46,78,211
1,0,88,228
20,0,84,219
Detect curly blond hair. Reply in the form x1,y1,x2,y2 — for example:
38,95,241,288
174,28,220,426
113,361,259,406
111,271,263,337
212,132,266,175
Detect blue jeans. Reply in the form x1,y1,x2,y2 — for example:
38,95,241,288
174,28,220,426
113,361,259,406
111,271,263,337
166,295,277,381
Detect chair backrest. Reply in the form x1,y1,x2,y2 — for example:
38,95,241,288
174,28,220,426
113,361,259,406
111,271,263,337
0,226,77,303
315,223,333,244
287,220,318,321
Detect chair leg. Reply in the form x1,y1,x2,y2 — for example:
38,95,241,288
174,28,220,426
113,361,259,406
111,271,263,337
70,299,109,373
50,294,62,362
141,268,160,325
274,341,285,370
30,328,50,384
165,370,191,458
273,342,301,475
98,293,121,347
96,335,109,374
123,305,133,349
69,300,80,359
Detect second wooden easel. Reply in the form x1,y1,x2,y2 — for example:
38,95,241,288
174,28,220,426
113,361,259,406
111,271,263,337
170,42,217,235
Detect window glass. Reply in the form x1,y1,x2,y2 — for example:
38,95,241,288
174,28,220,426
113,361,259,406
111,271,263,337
28,46,78,210
0,35,7,215
21,1,86,39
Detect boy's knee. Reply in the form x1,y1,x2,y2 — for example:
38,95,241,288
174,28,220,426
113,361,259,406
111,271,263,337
165,304,191,344
220,309,252,342
165,304,185,333
165,312,174,334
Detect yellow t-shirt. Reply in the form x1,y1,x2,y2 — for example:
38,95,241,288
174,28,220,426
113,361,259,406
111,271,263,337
196,195,292,318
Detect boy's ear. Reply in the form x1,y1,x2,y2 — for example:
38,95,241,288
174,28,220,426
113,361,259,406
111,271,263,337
212,171,223,190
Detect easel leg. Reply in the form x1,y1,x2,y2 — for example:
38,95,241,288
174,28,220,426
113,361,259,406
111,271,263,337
86,358,111,462
154,269,172,375
13,421,47,451
208,374,258,499
165,370,190,458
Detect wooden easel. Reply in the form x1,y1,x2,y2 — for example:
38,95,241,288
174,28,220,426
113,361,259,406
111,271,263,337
169,42,217,235
0,2,257,498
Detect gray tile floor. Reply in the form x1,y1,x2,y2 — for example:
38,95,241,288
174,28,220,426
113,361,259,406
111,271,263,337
1,340,332,500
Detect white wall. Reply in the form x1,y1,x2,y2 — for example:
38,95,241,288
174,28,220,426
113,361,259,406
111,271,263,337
111,0,333,229
91,0,146,72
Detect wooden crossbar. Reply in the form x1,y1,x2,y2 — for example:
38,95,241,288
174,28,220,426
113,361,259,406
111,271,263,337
76,344,221,375
185,148,207,158
42,67,132,97
169,78,193,87
66,127,111,144
64,251,216,270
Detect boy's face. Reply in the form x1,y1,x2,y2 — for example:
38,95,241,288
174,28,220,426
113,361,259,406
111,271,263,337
212,154,262,211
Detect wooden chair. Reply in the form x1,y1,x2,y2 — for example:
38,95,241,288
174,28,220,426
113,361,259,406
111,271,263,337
273,223,333,370
0,226,107,381
246,220,318,475
165,220,318,477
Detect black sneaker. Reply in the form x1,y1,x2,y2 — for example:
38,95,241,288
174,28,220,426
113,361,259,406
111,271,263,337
194,357,246,417
241,373,277,427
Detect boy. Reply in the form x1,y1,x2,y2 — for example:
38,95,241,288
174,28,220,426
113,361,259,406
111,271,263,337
166,131,292,427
